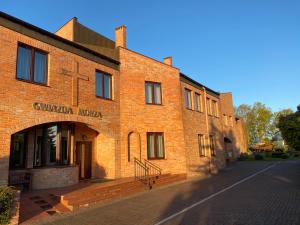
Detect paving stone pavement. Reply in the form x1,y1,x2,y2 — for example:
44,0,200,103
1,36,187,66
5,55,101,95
31,160,300,225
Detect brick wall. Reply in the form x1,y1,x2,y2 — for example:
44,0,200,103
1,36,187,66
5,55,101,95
30,166,79,189
119,48,187,177
235,118,248,155
0,25,120,185
180,81,226,176
0,16,248,187
220,93,248,159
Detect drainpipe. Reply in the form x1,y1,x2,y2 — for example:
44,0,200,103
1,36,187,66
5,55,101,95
203,88,212,173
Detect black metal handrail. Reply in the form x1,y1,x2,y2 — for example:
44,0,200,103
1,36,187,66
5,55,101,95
145,159,162,177
134,157,149,185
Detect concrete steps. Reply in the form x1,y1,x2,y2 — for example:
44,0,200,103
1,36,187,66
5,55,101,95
61,173,186,211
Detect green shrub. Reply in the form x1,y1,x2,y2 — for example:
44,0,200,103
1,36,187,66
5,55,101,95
0,187,14,225
274,148,283,153
238,153,248,161
281,153,289,159
265,152,272,158
255,154,264,160
287,151,299,158
272,152,284,158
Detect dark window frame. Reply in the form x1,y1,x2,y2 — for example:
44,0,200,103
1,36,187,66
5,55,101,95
209,135,216,156
212,100,218,117
198,134,206,157
33,125,43,167
95,70,113,100
147,132,165,160
10,132,27,169
16,42,48,86
145,81,162,105
32,122,71,168
185,88,192,110
194,92,202,112
206,97,212,115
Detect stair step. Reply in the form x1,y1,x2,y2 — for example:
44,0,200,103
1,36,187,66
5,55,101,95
61,173,187,211
153,174,187,187
63,185,146,210
64,181,142,198
64,183,144,202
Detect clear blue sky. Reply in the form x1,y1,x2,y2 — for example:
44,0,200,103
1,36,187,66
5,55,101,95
1,0,299,112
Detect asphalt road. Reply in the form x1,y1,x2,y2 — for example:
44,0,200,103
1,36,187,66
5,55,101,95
36,160,300,225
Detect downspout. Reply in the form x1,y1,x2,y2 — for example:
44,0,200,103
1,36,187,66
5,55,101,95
203,88,212,173
179,79,189,176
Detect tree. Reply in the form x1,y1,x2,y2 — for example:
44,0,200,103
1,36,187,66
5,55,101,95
235,102,274,144
273,108,294,127
235,104,252,121
278,105,300,151
252,102,274,142
235,104,253,143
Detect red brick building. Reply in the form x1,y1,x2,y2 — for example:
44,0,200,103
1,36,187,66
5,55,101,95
0,12,247,189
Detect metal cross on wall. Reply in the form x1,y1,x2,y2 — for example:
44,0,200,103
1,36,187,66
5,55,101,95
59,60,89,106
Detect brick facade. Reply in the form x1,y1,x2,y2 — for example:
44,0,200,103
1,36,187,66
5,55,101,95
0,12,247,189
0,18,120,186
119,48,187,177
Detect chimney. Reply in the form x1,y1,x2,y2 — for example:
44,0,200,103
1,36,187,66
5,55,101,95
163,56,172,66
115,25,127,48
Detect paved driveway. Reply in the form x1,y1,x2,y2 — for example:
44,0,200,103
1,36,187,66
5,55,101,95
34,160,300,225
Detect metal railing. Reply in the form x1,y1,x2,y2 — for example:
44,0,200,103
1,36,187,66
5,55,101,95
145,159,162,178
134,157,162,188
134,157,149,185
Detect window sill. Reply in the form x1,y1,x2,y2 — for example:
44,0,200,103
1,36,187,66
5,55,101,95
16,78,49,87
146,103,163,106
208,115,219,118
186,108,204,114
96,96,114,101
147,158,166,160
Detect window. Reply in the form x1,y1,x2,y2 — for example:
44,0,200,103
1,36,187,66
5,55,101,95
16,44,47,84
10,133,27,169
229,116,233,127
147,133,165,159
198,134,205,157
209,135,216,156
33,123,71,167
185,89,192,109
46,125,58,165
223,114,228,126
12,123,72,168
194,93,202,112
34,128,43,167
212,100,219,117
206,98,212,115
145,82,162,104
96,71,112,99
61,125,69,165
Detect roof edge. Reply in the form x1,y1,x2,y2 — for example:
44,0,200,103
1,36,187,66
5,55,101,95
0,11,119,65
180,73,220,96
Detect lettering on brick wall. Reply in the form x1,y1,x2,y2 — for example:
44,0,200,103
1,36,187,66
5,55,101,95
33,103,102,119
